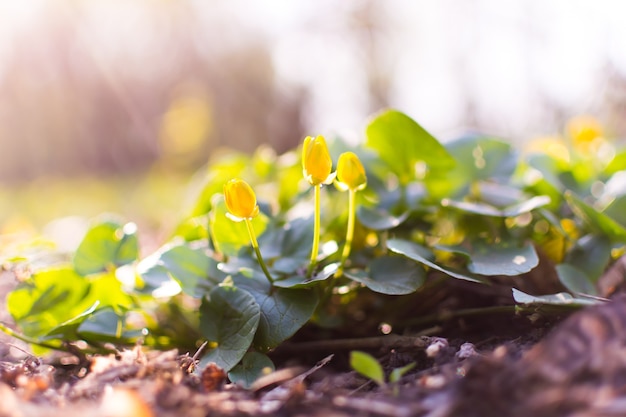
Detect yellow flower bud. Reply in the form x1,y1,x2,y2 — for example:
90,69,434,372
223,179,260,221
302,135,334,186
336,152,367,191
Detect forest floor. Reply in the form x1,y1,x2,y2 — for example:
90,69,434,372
0,262,622,417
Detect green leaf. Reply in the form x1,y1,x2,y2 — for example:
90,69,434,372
387,239,487,283
199,286,261,372
138,242,222,298
344,256,425,295
556,263,597,296
563,235,611,281
350,351,385,386
389,362,416,384
228,352,275,388
442,195,550,218
232,275,318,350
77,307,136,343
73,218,139,276
273,263,339,289
357,206,410,231
564,190,626,242
365,109,454,185
209,195,268,257
43,301,100,341
512,288,598,306
8,267,91,337
430,135,517,197
439,240,539,276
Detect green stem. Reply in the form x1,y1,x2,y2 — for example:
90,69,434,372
0,321,69,352
245,218,274,284
307,184,321,277
337,189,357,276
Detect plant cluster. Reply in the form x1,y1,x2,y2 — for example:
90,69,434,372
2,110,626,385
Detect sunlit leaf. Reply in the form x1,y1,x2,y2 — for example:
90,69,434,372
199,286,261,372
387,239,487,283
350,351,385,386
344,256,425,295
73,219,139,276
565,190,626,242
8,267,91,337
366,109,454,185
439,240,539,276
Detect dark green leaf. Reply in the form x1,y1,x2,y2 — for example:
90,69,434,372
232,275,318,350
357,206,409,231
273,263,338,289
556,263,597,296
563,235,611,282
344,256,425,295
387,239,486,283
73,219,139,275
228,352,275,388
199,286,261,372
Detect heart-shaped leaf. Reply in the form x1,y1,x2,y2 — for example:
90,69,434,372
73,219,139,276
199,286,261,372
439,240,539,276
556,263,598,296
228,352,275,388
232,275,318,351
344,256,425,295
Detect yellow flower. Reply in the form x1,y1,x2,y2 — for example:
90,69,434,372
336,152,367,191
223,179,260,221
302,135,334,186
567,115,603,144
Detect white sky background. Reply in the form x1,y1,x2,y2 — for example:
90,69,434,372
1,0,626,143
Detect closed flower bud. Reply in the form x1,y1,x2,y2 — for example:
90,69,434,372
223,179,260,221
336,152,367,191
302,135,334,186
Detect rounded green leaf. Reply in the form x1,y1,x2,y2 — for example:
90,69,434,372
512,288,597,307
344,256,425,295
199,286,261,372
440,240,539,276
73,219,139,276
366,109,454,185
232,275,318,350
228,352,275,388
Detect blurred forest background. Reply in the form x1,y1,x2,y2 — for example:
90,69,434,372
2,0,626,246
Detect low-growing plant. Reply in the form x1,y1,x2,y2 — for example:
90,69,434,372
2,110,625,381
350,350,415,395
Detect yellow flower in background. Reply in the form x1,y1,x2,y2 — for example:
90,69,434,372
336,152,367,191
223,179,260,221
567,115,603,145
302,135,334,186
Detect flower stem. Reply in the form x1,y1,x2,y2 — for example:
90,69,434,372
337,189,356,276
307,184,322,277
245,218,274,284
